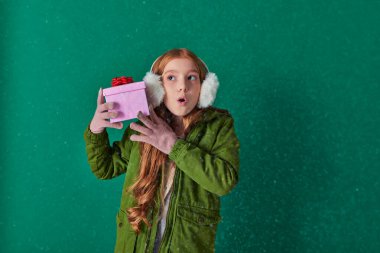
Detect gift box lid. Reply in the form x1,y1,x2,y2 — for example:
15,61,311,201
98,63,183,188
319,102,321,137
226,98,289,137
103,81,146,96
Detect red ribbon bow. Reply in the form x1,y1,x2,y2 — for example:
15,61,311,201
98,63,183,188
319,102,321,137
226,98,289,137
111,76,134,87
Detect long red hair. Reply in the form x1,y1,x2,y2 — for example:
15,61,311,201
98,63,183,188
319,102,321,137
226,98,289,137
126,48,208,234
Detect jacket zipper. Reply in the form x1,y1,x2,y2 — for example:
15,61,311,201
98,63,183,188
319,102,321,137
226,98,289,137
157,166,178,252
143,207,154,252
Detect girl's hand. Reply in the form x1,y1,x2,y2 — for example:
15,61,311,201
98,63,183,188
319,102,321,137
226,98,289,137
129,106,177,155
89,88,123,133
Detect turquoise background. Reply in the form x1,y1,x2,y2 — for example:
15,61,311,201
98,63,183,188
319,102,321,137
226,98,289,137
1,0,380,252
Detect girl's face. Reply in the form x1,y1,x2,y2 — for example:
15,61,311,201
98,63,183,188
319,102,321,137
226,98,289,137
162,58,201,117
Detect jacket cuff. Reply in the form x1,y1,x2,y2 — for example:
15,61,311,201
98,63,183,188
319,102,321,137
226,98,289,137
84,125,109,144
168,139,188,161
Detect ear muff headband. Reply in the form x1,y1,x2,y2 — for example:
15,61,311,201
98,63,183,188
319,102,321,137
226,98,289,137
149,56,210,73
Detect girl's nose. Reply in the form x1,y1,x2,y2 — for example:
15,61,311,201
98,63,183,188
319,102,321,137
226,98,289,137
177,86,188,92
177,78,188,92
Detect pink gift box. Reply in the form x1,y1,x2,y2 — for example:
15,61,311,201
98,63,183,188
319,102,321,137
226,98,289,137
102,81,150,123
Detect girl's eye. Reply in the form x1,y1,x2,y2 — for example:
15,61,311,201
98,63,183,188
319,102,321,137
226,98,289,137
188,75,197,81
167,75,176,81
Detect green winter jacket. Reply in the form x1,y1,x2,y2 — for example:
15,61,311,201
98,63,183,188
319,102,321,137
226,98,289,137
83,107,240,253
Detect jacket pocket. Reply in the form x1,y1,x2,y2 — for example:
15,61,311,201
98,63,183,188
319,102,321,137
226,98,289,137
114,209,137,253
169,205,221,253
177,205,221,225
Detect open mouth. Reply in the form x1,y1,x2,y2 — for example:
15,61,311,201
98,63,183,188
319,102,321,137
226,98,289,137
177,97,188,105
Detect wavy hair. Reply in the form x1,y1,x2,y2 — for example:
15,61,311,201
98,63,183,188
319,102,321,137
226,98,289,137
126,48,208,234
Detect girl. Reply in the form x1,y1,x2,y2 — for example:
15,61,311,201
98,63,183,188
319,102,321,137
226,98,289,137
84,48,240,253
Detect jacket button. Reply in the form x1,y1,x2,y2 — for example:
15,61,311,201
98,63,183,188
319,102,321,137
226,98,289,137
118,222,123,228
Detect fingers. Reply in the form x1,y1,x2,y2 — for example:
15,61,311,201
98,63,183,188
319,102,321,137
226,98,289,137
97,88,104,106
130,122,153,136
130,134,150,144
98,102,115,113
104,121,123,129
100,111,118,120
92,88,123,131
96,88,115,112
137,111,155,129
148,105,161,123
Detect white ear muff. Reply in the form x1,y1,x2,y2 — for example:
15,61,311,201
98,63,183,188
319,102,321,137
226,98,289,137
143,72,165,108
144,52,219,109
197,72,219,108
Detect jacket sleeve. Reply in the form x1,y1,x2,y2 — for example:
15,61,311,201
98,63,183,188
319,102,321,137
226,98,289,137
168,116,240,196
83,125,135,180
